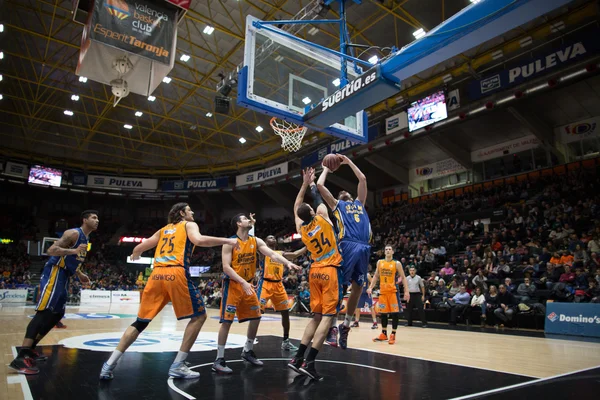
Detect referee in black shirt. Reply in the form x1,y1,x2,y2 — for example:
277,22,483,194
405,267,428,327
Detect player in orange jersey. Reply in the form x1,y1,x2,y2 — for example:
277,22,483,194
368,245,409,345
259,235,307,351
287,168,343,381
212,214,301,374
100,203,238,380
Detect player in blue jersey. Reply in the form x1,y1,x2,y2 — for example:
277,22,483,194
317,154,371,349
8,210,98,375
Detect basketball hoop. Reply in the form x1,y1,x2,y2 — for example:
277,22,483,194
270,117,307,152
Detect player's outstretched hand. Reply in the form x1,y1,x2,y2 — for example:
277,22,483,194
226,238,240,251
366,288,373,298
302,167,315,186
130,252,140,261
288,262,302,271
78,272,91,285
338,154,351,165
249,213,256,226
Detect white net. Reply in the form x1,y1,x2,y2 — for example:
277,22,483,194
270,117,307,152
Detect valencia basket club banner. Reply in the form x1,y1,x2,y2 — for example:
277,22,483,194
90,0,177,64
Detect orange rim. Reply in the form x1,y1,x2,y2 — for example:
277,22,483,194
270,117,306,133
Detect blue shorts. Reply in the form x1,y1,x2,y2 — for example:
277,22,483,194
339,240,371,287
36,265,69,312
358,292,372,307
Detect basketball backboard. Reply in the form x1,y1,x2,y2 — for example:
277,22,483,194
237,15,368,144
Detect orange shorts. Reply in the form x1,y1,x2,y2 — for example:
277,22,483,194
137,266,205,321
220,279,262,323
257,280,289,312
377,291,400,314
309,266,342,316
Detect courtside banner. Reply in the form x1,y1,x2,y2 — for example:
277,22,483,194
87,174,158,190
90,0,177,65
301,139,359,169
161,177,229,191
111,291,141,304
545,302,600,338
0,289,28,303
3,161,29,179
236,162,288,186
81,290,111,304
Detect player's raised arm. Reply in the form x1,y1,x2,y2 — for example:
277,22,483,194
257,238,301,271
316,167,338,211
130,229,161,261
396,261,410,302
294,168,313,233
283,246,307,260
47,229,81,257
186,222,238,248
339,154,367,205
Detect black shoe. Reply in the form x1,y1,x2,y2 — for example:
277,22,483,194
422,324,428,328
287,357,304,373
31,349,48,362
299,361,323,382
241,350,263,366
8,356,39,375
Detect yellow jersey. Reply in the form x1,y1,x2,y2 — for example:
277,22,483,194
300,215,342,269
153,221,194,268
378,259,398,294
231,236,257,282
263,251,284,281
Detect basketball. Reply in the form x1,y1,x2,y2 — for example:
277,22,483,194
323,154,342,171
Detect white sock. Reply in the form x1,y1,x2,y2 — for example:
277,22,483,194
174,351,187,364
106,350,123,366
244,338,254,352
216,345,225,359
343,314,353,327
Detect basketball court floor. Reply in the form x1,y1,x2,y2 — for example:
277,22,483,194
1,304,599,400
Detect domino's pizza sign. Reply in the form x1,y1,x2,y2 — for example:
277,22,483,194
59,331,248,352
545,303,600,338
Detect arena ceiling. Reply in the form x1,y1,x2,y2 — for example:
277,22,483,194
0,0,596,179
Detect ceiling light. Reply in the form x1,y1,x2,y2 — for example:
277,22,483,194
413,28,426,39
308,27,319,36
442,74,452,83
0,52,4,60
124,124,133,129
239,137,246,144
0,94,3,100
206,112,213,117
64,110,73,116
332,78,341,87
148,95,156,101
135,111,143,117
203,26,215,35
0,74,3,81
469,0,481,4
491,49,503,60
71,94,80,101
255,126,263,132
162,76,172,83
302,97,311,105
180,54,190,62
368,55,378,64
0,24,4,33
519,36,532,48
274,55,284,62
79,76,87,83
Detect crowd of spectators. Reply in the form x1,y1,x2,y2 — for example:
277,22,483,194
0,244,32,289
369,170,600,327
